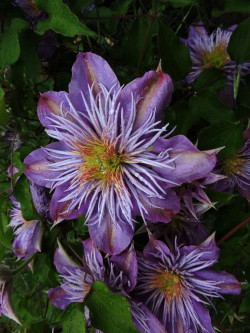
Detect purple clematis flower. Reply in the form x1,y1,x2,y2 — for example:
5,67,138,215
24,52,218,254
134,233,241,333
181,22,250,84
213,140,250,201
48,239,167,333
14,0,48,29
9,181,50,260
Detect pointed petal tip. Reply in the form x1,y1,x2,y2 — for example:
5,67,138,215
156,59,162,72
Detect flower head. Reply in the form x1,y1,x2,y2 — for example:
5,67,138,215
24,52,218,254
213,140,250,200
48,239,167,333
134,233,241,333
181,22,250,84
14,0,48,29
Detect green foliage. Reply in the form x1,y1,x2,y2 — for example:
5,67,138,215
36,0,96,37
0,18,28,68
228,17,250,64
61,303,86,333
86,281,140,333
158,20,192,80
198,120,244,159
13,174,39,221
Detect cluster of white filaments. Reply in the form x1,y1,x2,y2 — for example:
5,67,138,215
186,27,237,83
44,83,178,226
137,243,222,332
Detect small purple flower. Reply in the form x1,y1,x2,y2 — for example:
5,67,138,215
213,140,250,200
24,52,218,254
9,198,43,260
181,22,250,84
9,181,50,259
48,239,167,333
14,0,48,29
134,233,241,333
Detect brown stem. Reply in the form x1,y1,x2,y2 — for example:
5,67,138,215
4,121,17,199
217,217,250,246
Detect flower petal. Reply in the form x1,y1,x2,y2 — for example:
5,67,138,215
69,52,120,106
110,243,138,293
192,299,214,333
24,142,68,187
54,240,79,275
37,91,71,129
48,286,72,310
153,136,217,185
88,213,134,255
120,68,173,130
195,269,241,295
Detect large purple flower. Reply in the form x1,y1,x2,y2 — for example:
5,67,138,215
181,22,250,84
213,140,250,200
48,239,167,333
24,52,218,254
134,233,241,333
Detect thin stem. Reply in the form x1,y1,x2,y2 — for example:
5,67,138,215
12,253,36,275
4,122,17,198
217,217,250,246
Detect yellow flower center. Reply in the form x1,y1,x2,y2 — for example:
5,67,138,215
201,43,230,69
152,270,182,303
73,137,126,186
223,154,243,176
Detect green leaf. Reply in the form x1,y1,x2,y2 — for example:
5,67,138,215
0,198,12,248
121,17,154,68
189,91,233,123
158,21,192,80
19,31,41,79
193,68,226,93
198,120,244,159
0,86,9,126
13,174,38,221
212,0,250,17
61,303,86,333
0,18,28,68
85,281,140,333
227,17,250,64
36,0,96,37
